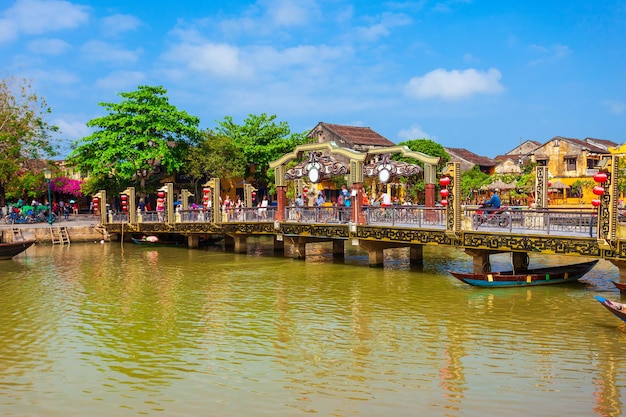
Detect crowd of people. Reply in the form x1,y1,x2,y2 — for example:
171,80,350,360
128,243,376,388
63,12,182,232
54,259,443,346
1,198,79,223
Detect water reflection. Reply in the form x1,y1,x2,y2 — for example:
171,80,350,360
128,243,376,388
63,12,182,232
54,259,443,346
0,241,624,416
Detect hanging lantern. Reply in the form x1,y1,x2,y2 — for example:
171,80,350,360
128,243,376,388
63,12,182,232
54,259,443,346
593,172,608,183
121,195,127,201
591,199,602,207
439,177,451,187
302,187,308,194
158,191,165,198
548,181,552,187
441,199,448,206
440,189,449,198
203,187,211,193
592,186,605,196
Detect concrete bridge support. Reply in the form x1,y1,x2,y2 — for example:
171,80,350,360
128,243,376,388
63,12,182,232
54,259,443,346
231,235,247,253
333,240,345,259
359,240,411,268
187,234,200,249
410,245,423,268
610,260,626,283
465,249,530,274
274,236,285,255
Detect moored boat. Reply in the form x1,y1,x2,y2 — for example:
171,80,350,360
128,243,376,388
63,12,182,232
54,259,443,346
0,240,36,260
131,237,182,247
449,260,599,288
611,281,626,294
595,296,626,323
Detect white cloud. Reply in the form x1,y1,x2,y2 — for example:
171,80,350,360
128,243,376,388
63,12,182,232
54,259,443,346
0,18,18,43
27,38,70,55
163,42,253,78
82,40,141,64
55,118,91,140
263,0,317,27
4,0,89,35
398,125,434,141
29,68,79,85
405,68,505,100
101,13,141,36
95,71,146,90
603,99,626,115
528,43,571,66
354,12,412,42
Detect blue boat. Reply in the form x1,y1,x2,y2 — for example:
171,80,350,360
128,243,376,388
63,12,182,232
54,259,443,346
449,260,598,288
595,296,626,323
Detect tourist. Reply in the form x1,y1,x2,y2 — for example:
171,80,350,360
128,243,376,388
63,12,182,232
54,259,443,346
484,189,501,209
258,195,269,219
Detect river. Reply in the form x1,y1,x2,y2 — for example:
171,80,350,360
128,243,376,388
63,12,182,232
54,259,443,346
0,239,625,417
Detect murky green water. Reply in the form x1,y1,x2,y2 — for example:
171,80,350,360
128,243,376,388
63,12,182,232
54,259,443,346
1,239,626,416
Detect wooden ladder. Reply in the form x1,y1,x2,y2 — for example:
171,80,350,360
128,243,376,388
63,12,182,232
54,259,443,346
50,226,71,245
12,228,24,242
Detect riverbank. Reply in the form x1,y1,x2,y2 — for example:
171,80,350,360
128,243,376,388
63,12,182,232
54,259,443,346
0,214,105,244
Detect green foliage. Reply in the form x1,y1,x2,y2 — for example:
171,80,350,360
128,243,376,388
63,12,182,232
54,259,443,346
460,166,489,200
0,75,58,206
69,85,202,191
214,113,311,188
185,131,247,197
396,138,450,201
571,179,594,198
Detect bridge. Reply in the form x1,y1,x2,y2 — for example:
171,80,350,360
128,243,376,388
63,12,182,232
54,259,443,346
96,142,626,281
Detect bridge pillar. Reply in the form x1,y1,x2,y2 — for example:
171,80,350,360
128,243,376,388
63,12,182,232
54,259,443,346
232,235,247,253
333,240,344,259
224,235,235,251
275,186,286,221
610,260,626,283
273,235,285,255
466,249,491,273
187,234,200,249
512,252,530,272
409,245,423,268
287,237,307,259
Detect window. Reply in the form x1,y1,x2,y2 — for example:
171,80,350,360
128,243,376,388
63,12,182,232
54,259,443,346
537,159,547,166
565,158,577,171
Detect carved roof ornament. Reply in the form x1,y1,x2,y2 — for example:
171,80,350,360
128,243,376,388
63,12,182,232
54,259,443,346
284,151,349,183
363,153,422,183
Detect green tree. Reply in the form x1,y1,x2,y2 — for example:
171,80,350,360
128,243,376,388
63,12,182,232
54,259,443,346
185,131,247,197
214,113,310,188
396,138,450,201
0,76,58,206
69,85,202,194
460,165,490,202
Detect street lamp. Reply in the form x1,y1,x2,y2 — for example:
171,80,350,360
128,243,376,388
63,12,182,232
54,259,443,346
44,168,52,225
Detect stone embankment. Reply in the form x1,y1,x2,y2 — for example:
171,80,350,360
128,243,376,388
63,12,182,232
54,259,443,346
0,215,106,244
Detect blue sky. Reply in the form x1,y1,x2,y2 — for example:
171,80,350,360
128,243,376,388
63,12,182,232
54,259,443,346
1,0,625,158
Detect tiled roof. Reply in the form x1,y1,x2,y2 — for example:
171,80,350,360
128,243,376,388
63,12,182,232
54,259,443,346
549,136,610,154
314,122,395,147
584,137,619,150
445,147,495,166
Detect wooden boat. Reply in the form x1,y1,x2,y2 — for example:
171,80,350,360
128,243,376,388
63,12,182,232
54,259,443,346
131,237,182,247
611,281,626,294
595,296,626,323
449,260,599,288
0,240,36,260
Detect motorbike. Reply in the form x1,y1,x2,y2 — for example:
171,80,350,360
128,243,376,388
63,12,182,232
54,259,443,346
472,204,511,228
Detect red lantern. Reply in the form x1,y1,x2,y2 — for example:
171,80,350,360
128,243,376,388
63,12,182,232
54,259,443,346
592,186,605,196
252,191,257,198
158,191,165,198
548,181,552,187
203,195,209,200
93,202,98,208
203,188,211,193
440,189,449,198
439,177,451,187
593,172,608,183
591,199,602,207
441,199,448,206
121,195,127,201
303,187,308,194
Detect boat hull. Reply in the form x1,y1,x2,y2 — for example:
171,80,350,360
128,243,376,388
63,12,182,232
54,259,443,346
612,281,626,294
595,296,626,323
0,240,36,260
131,237,182,247
449,260,598,288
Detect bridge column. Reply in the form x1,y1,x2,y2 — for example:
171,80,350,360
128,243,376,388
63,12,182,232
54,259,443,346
274,235,285,255
232,235,247,253
224,235,235,251
187,235,200,248
610,260,626,283
290,237,307,259
275,186,286,221
333,240,344,259
466,249,491,273
409,245,423,268
512,252,529,272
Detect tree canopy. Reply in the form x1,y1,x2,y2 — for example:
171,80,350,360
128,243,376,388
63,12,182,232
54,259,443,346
69,85,202,194
0,76,58,206
213,113,310,187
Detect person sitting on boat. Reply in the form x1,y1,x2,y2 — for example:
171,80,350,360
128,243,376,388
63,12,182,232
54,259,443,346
483,189,501,209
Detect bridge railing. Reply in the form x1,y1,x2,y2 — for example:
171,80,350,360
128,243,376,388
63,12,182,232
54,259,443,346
463,206,596,236
364,205,447,227
285,206,353,223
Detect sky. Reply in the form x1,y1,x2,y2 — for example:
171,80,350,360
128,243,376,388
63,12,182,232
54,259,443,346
1,0,625,159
